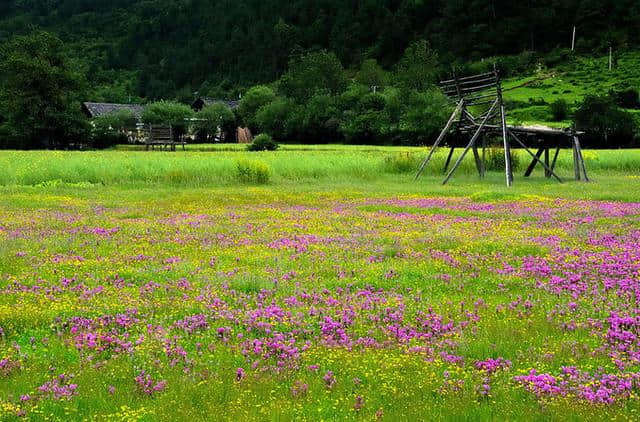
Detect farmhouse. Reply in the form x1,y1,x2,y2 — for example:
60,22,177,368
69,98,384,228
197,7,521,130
81,102,145,120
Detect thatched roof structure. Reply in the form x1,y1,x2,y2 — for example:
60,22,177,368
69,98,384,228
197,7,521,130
191,98,240,112
82,102,145,119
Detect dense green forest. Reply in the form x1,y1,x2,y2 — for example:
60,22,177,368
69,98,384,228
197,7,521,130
1,0,639,100
1,1,640,149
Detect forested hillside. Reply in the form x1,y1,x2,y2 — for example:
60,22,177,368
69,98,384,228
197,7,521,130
1,0,639,100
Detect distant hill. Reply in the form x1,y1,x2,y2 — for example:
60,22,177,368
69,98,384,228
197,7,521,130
1,1,639,100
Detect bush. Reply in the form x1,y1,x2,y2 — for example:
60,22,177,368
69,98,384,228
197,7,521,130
549,99,569,121
234,158,271,184
247,134,279,151
485,147,521,172
611,88,640,109
382,153,420,173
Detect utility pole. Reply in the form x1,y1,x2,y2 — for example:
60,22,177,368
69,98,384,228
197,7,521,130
571,26,576,51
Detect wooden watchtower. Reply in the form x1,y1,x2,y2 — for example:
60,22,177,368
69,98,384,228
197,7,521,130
415,69,588,186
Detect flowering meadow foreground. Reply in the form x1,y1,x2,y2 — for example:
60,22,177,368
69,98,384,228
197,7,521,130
2,184,640,420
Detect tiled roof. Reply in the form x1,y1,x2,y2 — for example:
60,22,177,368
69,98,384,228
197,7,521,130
82,102,145,119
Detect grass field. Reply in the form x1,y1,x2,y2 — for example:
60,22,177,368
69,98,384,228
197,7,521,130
1,146,640,420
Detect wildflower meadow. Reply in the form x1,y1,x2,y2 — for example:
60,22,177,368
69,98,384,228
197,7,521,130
1,148,640,420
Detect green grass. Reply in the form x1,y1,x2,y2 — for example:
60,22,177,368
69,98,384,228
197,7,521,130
0,147,638,198
498,51,640,126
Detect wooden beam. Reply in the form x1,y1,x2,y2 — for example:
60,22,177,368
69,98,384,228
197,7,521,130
443,146,455,174
415,98,464,180
524,147,545,177
508,130,563,183
472,144,483,177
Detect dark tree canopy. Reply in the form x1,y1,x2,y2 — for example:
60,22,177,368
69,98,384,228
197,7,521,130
0,31,89,149
1,0,639,99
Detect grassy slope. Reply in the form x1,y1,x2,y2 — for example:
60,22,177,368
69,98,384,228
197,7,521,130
501,52,640,127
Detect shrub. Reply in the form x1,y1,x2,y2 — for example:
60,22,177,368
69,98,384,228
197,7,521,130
247,134,279,151
382,153,420,173
485,147,521,172
549,99,569,121
611,88,640,109
234,159,271,184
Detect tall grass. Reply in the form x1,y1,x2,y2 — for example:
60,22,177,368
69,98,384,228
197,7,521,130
0,146,638,187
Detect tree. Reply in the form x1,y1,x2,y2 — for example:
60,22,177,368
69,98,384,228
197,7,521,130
254,97,299,141
92,109,136,149
574,94,637,148
141,101,194,140
278,50,347,102
355,59,389,89
400,89,451,145
197,103,236,141
236,85,276,130
0,31,89,149
394,40,440,92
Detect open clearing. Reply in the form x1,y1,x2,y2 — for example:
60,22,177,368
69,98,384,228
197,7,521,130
1,147,640,420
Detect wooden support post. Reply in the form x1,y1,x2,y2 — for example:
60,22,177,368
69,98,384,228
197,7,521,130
496,71,512,187
572,137,581,181
500,104,513,186
574,136,589,181
550,146,560,173
415,99,464,180
443,99,499,185
481,137,486,178
443,146,455,174
472,145,483,177
544,147,550,178
524,147,545,177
